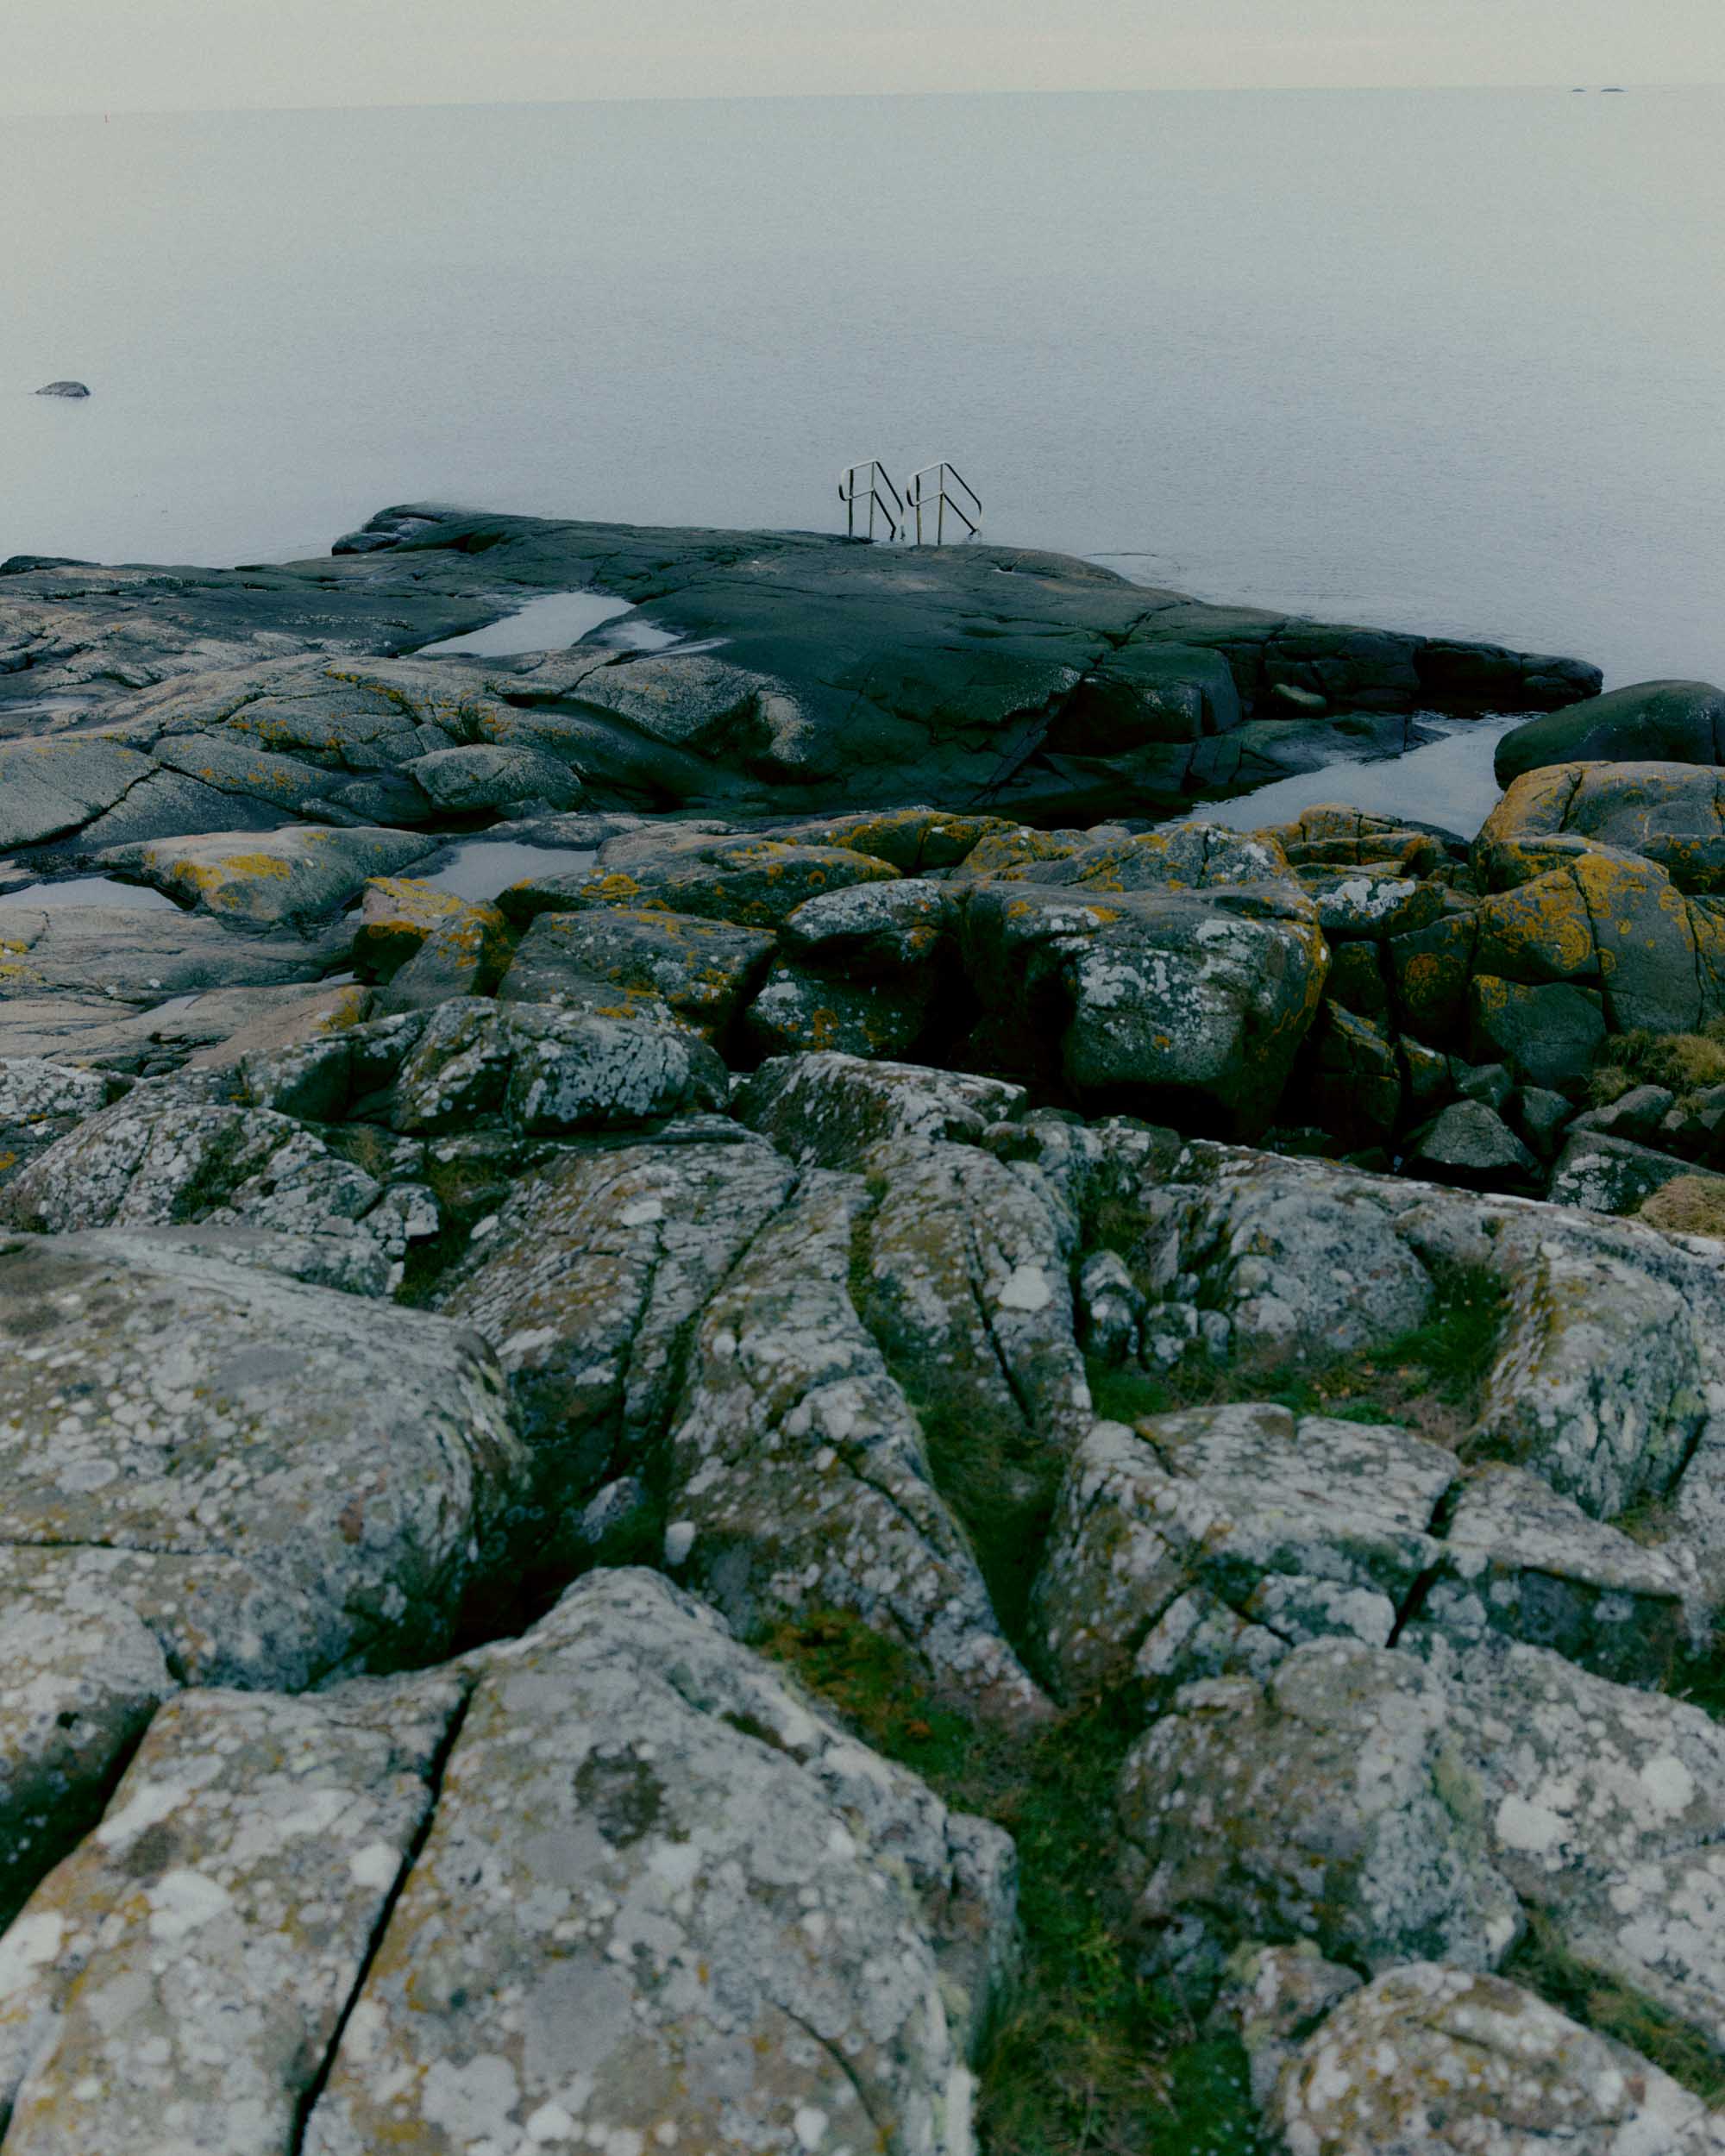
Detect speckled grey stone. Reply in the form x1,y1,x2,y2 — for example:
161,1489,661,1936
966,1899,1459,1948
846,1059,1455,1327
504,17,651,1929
303,1570,1015,2156
0,1670,465,2154
1032,1409,1453,1697
1118,1639,1521,1996
734,1050,1026,1172
663,1168,1047,1720
1278,1962,1725,2155
437,1135,798,1533
0,1231,530,1677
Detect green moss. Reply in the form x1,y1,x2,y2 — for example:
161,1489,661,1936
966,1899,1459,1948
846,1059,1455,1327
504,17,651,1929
760,1609,1272,2156
914,1398,1060,1648
1090,1265,1505,1451
1505,1911,1725,2106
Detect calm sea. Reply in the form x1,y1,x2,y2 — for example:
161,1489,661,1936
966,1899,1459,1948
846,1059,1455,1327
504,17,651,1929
3,88,1722,688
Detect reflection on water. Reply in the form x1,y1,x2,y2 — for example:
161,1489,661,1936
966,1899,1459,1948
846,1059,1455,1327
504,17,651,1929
416,592,636,657
0,874,181,911
417,840,597,902
1194,714,1524,840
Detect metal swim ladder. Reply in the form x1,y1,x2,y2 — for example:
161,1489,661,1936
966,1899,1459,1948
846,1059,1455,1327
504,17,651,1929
906,462,982,546
839,459,983,544
839,460,906,542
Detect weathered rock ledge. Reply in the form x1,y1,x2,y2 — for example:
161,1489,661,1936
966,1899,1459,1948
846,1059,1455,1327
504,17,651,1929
3,511,1725,2151
0,503,1599,834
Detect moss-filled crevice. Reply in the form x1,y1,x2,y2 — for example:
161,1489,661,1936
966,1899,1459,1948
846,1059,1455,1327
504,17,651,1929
761,1608,1273,2156
1088,1260,1508,1455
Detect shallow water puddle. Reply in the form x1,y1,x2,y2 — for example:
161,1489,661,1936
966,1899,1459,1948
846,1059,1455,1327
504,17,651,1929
0,874,181,912
416,840,597,902
415,591,636,656
1195,713,1524,840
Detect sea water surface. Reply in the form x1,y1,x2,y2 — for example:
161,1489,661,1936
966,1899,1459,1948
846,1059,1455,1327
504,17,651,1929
3,87,1722,695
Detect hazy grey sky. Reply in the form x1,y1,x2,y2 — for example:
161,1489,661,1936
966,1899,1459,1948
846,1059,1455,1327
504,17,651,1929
6,0,1722,115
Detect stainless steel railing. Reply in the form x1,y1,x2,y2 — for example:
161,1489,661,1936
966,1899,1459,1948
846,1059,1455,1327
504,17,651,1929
839,460,906,542
906,461,982,545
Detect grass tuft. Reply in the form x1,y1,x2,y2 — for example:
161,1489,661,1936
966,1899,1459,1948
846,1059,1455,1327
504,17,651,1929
1090,1265,1505,1452
1590,1021,1725,1106
760,1609,1273,2156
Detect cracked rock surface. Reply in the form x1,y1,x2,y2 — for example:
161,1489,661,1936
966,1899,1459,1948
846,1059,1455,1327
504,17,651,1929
9,510,1725,2148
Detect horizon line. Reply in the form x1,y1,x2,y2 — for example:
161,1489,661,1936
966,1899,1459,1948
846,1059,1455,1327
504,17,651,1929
3,78,1715,122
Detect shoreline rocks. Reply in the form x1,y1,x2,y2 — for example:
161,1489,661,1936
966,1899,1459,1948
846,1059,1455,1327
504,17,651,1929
3,507,1725,2150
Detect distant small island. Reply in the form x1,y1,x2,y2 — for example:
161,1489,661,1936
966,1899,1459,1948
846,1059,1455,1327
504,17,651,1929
34,379,90,398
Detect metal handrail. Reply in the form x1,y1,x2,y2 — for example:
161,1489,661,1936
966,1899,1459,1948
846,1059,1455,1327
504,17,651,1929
839,459,905,542
906,461,982,545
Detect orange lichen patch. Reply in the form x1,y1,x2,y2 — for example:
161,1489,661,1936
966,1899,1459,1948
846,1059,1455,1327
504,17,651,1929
1474,871,1599,983
1477,764,1584,851
355,878,511,987
825,809,1009,873
959,828,1083,881
1573,852,1695,967
180,854,293,887
576,873,645,905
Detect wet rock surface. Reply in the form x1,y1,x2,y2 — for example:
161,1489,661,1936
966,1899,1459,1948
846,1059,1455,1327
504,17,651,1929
6,510,1725,2148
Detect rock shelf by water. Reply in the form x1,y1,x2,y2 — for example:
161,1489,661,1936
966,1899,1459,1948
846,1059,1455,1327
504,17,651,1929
3,507,1725,2151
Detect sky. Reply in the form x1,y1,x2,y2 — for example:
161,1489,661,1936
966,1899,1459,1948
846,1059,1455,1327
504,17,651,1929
4,0,1722,114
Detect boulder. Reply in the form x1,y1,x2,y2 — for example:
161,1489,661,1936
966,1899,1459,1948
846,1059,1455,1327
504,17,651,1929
0,1230,529,1678
403,741,584,812
1405,1100,1540,1192
733,1050,1027,1171
775,805,1014,873
1496,678,1725,785
960,876,1328,1137
1388,909,1477,1036
568,831,900,930
386,999,726,1136
1480,760,1725,894
1031,1409,1453,1697
1512,1082,1573,1158
1262,806,1449,876
33,380,90,398
96,826,433,930
352,876,510,987
1118,1639,1521,1995
1571,1081,1678,1144
498,906,773,1036
781,877,951,973
1278,1963,1725,2156
1468,975,1605,1089
1297,868,1446,942
1547,1130,1717,1216
302,1570,1015,2156
1320,937,1390,1018
743,960,933,1059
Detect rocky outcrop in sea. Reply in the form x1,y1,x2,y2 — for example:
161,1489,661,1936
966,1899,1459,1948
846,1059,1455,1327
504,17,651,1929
0,507,1722,2151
